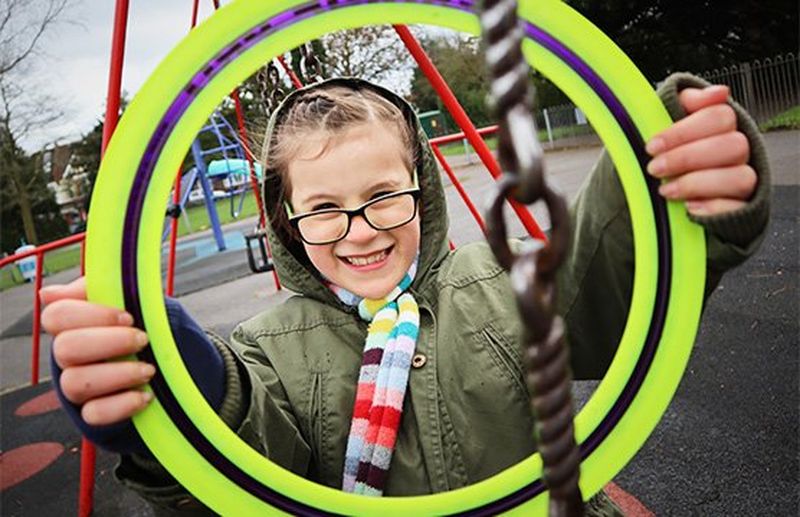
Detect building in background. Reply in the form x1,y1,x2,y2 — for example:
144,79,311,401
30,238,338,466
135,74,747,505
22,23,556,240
41,142,90,233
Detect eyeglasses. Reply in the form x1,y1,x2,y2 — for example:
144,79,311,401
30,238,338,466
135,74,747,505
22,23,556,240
287,188,421,245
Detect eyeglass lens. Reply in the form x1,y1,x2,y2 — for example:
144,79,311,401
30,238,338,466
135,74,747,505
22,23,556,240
297,193,416,244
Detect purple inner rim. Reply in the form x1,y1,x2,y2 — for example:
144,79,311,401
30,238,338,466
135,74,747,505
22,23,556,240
120,0,670,514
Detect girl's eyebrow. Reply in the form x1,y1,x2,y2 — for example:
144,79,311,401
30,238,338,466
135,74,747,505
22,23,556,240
300,192,336,206
298,177,409,207
367,178,406,192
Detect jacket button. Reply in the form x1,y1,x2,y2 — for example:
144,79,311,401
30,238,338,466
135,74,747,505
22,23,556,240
412,353,427,368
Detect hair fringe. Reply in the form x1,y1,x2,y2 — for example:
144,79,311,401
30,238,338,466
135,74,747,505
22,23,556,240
261,84,419,246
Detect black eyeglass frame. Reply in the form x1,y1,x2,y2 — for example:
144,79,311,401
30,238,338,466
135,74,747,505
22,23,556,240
287,188,422,245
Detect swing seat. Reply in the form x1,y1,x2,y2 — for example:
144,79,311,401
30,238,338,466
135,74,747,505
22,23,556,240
243,227,274,274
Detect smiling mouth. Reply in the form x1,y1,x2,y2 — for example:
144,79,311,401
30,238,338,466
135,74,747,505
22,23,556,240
339,246,392,267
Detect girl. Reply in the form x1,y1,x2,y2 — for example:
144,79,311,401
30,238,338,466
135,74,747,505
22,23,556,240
42,75,769,514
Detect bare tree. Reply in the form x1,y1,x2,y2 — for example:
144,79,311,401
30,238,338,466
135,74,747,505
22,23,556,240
317,25,413,91
0,0,69,75
0,0,70,247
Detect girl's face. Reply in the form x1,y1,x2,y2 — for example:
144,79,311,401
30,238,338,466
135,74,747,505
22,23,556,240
287,123,421,300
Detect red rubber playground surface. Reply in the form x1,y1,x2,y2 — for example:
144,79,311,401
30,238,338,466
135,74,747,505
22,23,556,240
0,381,654,515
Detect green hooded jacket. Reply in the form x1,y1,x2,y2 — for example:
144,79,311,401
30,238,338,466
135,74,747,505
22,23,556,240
116,74,770,514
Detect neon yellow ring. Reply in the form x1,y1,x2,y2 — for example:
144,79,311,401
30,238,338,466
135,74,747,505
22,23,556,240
86,0,705,513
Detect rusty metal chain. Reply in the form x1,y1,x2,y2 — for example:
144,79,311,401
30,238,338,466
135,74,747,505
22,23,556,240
299,41,324,83
480,0,583,515
256,60,287,116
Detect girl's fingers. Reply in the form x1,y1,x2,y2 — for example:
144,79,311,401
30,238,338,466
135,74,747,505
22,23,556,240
678,85,730,114
53,326,150,368
647,131,749,179
81,390,154,426
685,198,747,217
41,298,134,335
59,361,156,405
646,103,737,156
39,276,87,305
658,165,757,202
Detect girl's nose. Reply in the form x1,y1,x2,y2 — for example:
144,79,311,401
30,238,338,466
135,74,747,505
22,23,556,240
346,215,378,243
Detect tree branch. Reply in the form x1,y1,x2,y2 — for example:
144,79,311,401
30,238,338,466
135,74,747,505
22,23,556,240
0,0,70,76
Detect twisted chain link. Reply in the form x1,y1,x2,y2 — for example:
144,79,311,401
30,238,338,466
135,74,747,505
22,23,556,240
299,42,324,83
480,1,583,515
256,60,287,116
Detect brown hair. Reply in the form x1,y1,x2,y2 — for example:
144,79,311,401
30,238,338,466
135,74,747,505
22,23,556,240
262,85,418,243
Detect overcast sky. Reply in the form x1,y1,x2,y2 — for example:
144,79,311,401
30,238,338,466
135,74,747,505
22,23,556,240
17,0,426,153
18,0,221,152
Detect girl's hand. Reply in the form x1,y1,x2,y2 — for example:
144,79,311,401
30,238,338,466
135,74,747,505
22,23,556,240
646,85,757,216
41,277,155,426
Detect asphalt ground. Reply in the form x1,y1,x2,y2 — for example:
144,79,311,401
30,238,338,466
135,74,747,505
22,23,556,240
1,130,797,515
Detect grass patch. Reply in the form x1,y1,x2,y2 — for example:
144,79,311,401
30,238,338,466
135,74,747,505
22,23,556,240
437,136,498,157
1,245,83,291
0,191,263,292
760,105,800,131
173,191,260,237
434,124,597,157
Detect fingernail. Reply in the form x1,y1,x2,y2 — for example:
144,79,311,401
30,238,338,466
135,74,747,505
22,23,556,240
686,200,707,215
648,157,667,177
135,331,149,348
118,312,134,326
38,285,58,302
140,363,156,379
141,391,153,404
659,182,678,198
646,137,665,155
708,85,728,95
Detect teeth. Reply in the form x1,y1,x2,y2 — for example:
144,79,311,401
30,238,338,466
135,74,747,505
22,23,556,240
346,249,387,266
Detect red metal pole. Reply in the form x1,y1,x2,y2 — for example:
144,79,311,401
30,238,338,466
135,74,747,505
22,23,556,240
30,253,44,385
190,0,200,28
231,88,282,290
165,166,182,297
429,125,497,146
78,226,94,517
165,0,206,297
5,236,85,385
188,0,281,291
431,144,487,236
101,1,129,151
78,1,130,515
276,55,304,89
78,439,96,517
392,25,546,241
80,239,86,273
0,234,85,268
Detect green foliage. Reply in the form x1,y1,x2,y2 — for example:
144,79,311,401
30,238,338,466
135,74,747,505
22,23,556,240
0,150,68,254
409,34,492,131
0,244,81,291
172,191,260,237
565,0,799,82
69,118,103,210
407,31,570,134
760,106,800,132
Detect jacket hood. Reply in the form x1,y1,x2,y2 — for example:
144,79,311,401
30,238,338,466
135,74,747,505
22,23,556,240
260,77,451,307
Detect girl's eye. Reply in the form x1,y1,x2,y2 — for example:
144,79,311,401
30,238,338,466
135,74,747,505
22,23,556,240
370,191,394,200
312,202,338,211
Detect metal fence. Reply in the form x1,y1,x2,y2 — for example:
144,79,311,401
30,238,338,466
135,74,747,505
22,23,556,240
699,53,799,124
534,53,799,147
535,104,599,150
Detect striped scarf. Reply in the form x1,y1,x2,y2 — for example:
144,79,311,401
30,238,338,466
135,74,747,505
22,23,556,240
329,260,420,496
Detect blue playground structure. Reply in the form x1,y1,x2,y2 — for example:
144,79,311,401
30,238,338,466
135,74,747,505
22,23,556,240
164,111,263,253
